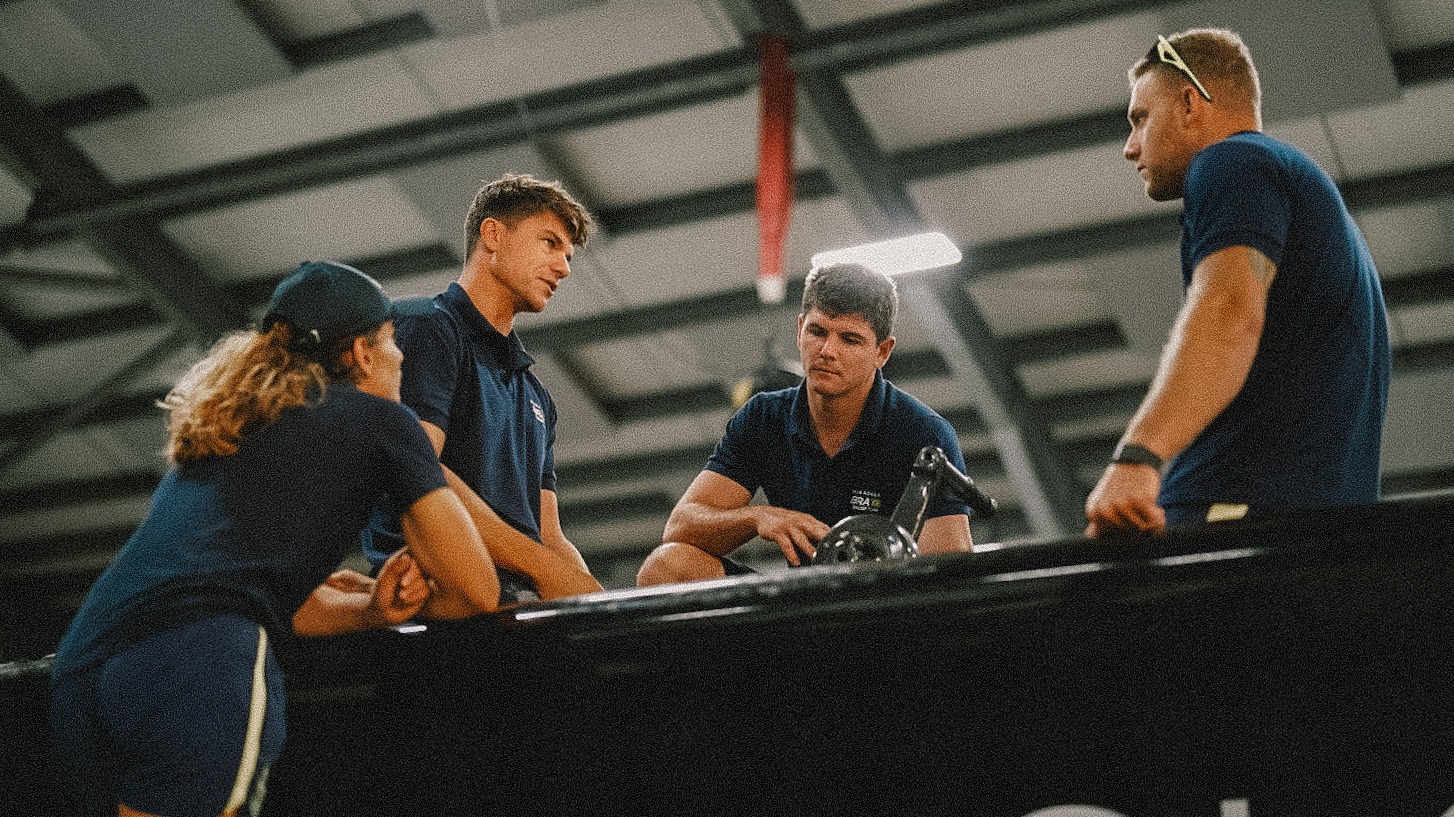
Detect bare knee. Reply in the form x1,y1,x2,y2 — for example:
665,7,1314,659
636,542,727,587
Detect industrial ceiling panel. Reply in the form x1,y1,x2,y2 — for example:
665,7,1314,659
1019,346,1160,400
570,334,720,399
793,0,940,31
965,262,1113,339
0,168,32,227
162,178,443,282
591,211,763,305
0,278,138,321
3,324,174,403
1374,0,1454,50
1356,202,1453,279
1326,78,1454,180
0,1,122,105
242,0,376,40
1078,243,1184,353
1382,370,1454,474
907,140,1167,246
1394,301,1454,347
844,14,1162,152
68,54,439,183
545,92,819,207
401,0,739,109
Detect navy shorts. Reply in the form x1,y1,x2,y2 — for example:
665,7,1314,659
50,615,286,817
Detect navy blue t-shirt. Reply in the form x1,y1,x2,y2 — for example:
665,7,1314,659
1163,131,1390,521
707,371,972,555
362,283,558,600
53,384,446,679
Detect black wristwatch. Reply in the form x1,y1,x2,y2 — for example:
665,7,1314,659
1111,442,1164,470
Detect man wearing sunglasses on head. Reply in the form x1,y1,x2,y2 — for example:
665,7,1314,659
1085,28,1390,537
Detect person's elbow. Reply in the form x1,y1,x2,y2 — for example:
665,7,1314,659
661,511,688,545
422,576,500,619
454,572,502,614
401,488,503,617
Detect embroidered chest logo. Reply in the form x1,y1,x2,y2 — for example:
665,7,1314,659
530,400,546,426
848,489,882,514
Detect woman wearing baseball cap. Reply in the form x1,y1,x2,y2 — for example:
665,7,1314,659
48,261,500,817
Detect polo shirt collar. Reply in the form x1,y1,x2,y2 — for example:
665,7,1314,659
441,282,536,372
788,369,889,455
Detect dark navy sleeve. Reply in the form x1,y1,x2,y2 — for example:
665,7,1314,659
922,415,974,520
1183,138,1291,271
539,388,558,494
704,398,764,495
395,309,461,433
370,397,448,514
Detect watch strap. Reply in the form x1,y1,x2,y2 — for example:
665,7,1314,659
1112,442,1164,470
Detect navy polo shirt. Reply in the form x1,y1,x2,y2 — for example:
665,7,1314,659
363,282,558,595
1164,132,1389,521
56,384,445,679
706,371,971,536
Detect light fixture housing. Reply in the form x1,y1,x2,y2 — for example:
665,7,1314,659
809,232,962,277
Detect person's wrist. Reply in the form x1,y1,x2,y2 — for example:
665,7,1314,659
1111,441,1163,470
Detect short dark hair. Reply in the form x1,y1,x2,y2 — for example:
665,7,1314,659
463,173,594,259
1130,28,1261,115
800,262,898,343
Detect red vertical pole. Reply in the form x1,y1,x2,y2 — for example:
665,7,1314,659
757,34,794,304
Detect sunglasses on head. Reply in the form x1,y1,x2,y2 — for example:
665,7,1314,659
1150,35,1212,102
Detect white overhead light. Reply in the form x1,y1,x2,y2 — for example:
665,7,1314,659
809,232,962,277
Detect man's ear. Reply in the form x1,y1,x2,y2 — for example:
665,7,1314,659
1181,85,1204,120
876,335,895,368
477,217,502,255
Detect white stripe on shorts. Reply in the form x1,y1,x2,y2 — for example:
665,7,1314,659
224,625,269,814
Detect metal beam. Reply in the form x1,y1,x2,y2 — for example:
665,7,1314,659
0,325,188,481
9,48,760,239
16,143,1453,357
0,75,246,341
0,72,250,471
8,0,1178,238
11,5,1449,243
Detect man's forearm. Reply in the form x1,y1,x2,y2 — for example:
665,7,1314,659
1123,256,1266,458
441,468,599,598
916,514,973,554
292,584,374,637
662,502,761,556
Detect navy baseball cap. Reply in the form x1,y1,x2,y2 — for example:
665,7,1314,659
263,260,432,351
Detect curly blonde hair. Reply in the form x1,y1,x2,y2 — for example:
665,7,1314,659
160,323,373,464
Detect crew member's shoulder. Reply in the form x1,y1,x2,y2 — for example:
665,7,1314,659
1196,131,1304,174
881,378,939,416
731,386,798,430
395,294,459,336
741,385,797,411
324,383,419,423
882,380,958,438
